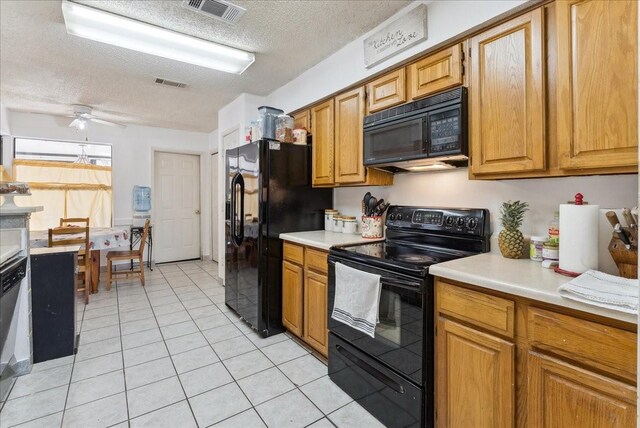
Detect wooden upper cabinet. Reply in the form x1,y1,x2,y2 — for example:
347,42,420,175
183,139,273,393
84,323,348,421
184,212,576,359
436,317,514,428
556,0,638,171
293,110,312,134
366,69,407,114
282,260,303,337
469,10,545,175
408,44,463,100
527,351,637,428
311,100,335,186
334,87,366,184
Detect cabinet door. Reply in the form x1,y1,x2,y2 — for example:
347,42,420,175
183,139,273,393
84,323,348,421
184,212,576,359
334,87,366,184
293,110,312,134
408,44,463,100
303,269,328,357
311,100,335,186
436,318,514,428
366,69,407,114
528,351,636,428
556,0,638,170
470,10,545,175
282,261,303,337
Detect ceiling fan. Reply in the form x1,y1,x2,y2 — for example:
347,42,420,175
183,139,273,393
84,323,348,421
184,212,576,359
68,105,126,130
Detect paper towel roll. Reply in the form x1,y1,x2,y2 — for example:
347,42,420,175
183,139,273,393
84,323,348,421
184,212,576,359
559,204,600,273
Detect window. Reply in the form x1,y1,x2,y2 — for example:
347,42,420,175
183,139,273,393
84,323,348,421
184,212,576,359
12,138,113,230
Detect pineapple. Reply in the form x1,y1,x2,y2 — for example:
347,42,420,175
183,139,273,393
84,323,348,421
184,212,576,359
498,200,529,259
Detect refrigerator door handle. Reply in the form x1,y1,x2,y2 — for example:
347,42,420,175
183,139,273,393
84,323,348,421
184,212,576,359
230,172,241,247
236,173,245,245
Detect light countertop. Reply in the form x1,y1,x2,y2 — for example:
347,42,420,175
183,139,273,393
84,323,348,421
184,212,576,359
0,205,44,215
430,253,637,324
31,245,81,255
279,230,383,251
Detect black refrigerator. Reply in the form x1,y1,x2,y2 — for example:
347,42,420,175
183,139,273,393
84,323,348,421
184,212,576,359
225,140,332,337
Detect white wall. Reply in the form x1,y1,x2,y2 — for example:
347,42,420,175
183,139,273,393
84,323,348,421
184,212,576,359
266,0,526,113
7,110,213,259
334,170,638,272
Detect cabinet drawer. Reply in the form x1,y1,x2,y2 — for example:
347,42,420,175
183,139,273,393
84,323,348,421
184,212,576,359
283,242,304,265
436,281,515,338
305,248,328,274
528,307,637,383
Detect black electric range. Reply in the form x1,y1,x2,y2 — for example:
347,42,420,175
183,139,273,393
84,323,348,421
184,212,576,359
327,206,491,428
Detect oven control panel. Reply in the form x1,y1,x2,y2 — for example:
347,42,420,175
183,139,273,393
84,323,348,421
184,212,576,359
386,206,490,236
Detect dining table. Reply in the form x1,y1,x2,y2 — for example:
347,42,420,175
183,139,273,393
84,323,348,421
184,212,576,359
30,226,131,293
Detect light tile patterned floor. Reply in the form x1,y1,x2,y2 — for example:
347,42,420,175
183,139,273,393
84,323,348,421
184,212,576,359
0,261,385,428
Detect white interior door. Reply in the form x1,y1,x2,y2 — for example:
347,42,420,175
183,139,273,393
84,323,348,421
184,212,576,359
154,151,201,263
211,152,219,262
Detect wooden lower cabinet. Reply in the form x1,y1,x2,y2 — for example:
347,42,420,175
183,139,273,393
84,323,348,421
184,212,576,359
282,242,329,357
435,278,637,428
282,260,303,336
527,352,637,428
303,270,328,355
436,317,514,428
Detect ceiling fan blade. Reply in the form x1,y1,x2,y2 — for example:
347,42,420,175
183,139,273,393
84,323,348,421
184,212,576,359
90,118,126,128
68,118,82,128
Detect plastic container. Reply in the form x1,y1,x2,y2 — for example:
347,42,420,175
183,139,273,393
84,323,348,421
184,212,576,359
325,209,338,232
342,216,357,234
276,114,294,143
542,241,559,261
133,186,151,212
529,235,546,262
548,211,560,244
293,128,308,144
258,106,284,139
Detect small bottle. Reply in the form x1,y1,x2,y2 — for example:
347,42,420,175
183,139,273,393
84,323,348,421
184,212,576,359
548,212,559,244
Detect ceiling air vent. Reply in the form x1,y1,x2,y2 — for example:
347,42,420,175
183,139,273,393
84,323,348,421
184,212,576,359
181,0,246,24
155,78,188,89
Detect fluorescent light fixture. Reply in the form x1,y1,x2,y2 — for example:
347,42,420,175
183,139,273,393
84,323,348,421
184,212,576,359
61,0,255,74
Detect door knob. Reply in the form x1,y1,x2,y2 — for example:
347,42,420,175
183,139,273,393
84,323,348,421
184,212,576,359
195,209,201,215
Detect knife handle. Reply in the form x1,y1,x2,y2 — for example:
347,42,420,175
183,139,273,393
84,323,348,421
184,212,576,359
622,208,636,228
606,211,621,229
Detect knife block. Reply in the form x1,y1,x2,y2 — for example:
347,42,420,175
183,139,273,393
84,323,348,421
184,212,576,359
607,227,638,279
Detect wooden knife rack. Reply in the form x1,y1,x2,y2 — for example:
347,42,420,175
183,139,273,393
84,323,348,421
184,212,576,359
607,227,638,279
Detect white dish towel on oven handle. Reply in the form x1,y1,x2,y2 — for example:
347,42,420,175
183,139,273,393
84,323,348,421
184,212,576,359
331,262,382,338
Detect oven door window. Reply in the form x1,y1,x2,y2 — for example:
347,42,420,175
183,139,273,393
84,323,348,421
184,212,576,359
329,275,424,384
364,117,426,164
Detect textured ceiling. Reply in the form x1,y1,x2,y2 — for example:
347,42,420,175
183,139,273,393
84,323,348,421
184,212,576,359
0,0,410,133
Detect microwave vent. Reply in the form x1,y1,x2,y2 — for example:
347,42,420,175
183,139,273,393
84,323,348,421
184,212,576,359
181,0,246,24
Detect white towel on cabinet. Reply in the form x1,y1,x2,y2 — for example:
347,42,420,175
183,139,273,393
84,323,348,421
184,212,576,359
558,270,639,314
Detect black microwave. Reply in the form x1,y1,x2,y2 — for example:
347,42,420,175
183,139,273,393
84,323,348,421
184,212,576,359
363,87,468,172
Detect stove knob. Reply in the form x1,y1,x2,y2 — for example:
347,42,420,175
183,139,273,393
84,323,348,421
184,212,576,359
456,217,465,227
396,214,403,221
467,218,478,229
389,214,396,221
445,216,454,226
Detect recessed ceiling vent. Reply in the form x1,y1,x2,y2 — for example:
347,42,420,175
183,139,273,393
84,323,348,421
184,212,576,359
155,78,188,88
181,0,246,24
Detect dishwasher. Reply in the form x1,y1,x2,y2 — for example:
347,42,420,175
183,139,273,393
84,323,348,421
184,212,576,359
0,255,27,402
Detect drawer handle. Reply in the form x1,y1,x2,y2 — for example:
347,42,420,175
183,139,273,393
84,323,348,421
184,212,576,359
336,344,405,394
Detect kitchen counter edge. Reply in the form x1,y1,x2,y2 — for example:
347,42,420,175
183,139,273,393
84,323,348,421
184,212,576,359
430,253,637,325
279,230,383,251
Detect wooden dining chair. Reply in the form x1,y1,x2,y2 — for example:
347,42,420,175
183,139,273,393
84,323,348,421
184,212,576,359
59,217,90,263
106,219,150,290
48,226,91,304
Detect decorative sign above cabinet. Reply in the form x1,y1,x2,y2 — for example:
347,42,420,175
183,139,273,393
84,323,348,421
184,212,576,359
363,4,428,68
